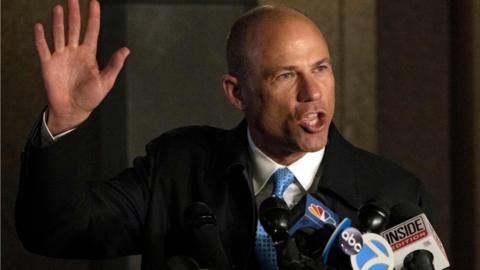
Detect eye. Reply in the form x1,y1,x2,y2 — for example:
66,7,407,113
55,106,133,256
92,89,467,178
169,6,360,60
276,72,295,81
314,65,329,73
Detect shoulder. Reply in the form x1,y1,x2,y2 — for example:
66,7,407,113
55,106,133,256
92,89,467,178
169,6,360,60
352,146,419,185
353,146,433,220
151,125,227,146
328,124,419,185
354,144,431,213
327,124,430,211
143,125,230,160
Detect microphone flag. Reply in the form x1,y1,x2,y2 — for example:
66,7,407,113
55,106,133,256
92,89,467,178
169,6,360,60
350,233,395,270
380,213,449,270
288,193,339,236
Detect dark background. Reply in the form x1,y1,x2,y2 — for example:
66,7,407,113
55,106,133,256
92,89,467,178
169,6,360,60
2,0,479,269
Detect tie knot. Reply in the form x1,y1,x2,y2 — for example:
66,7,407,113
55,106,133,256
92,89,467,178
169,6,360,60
271,168,295,199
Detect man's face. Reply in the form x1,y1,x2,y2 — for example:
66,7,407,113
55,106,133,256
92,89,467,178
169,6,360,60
242,17,335,164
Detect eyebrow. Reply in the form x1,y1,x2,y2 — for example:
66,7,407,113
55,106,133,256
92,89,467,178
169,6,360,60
313,58,331,67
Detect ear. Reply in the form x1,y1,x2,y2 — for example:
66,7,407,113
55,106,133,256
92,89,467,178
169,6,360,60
222,74,245,111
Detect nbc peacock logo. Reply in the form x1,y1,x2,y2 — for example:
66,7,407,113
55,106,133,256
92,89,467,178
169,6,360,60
308,203,337,225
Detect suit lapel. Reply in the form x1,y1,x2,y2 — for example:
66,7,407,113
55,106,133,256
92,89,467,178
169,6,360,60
217,121,363,211
314,124,362,211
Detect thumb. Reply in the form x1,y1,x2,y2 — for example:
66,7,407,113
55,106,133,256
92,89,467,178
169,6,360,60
101,47,130,90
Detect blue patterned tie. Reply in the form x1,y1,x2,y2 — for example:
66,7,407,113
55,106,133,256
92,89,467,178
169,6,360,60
255,168,295,270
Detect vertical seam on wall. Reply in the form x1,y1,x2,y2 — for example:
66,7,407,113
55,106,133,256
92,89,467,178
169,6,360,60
337,0,345,124
372,0,378,152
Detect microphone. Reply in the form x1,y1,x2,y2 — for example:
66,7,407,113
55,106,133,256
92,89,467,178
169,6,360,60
404,250,435,270
357,199,390,233
259,197,326,270
349,232,395,270
319,221,396,270
319,220,396,270
259,197,291,245
293,224,335,259
289,193,339,236
380,203,450,270
184,202,232,270
322,199,395,270
259,197,303,269
287,193,340,262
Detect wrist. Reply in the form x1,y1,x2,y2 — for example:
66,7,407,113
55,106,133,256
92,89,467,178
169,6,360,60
46,108,90,135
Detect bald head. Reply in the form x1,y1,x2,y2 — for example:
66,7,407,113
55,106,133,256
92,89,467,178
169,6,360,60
226,5,326,84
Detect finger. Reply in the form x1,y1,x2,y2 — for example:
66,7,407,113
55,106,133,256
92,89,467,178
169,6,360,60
34,23,51,61
67,0,81,46
100,47,130,90
83,0,100,51
52,5,65,51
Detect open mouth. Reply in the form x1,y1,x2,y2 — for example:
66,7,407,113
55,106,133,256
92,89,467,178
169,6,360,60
298,112,326,133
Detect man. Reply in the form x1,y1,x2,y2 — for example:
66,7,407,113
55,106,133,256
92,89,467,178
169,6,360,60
16,1,432,270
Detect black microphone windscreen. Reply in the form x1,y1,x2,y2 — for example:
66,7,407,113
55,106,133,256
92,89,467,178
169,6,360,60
357,198,390,233
183,202,232,270
259,197,290,243
184,202,216,228
403,250,435,270
293,226,332,258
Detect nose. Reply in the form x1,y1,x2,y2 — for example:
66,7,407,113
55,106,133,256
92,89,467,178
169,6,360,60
297,73,321,102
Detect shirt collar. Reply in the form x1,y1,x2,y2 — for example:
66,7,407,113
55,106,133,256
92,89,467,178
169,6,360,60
247,129,325,195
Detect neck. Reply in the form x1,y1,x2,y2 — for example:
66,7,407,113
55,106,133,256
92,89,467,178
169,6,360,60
268,152,305,166
248,130,306,166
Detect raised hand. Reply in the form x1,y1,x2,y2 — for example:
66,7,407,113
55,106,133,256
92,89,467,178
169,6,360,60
35,0,129,135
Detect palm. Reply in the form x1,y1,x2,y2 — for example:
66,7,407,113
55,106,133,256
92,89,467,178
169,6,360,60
35,0,129,134
44,45,109,113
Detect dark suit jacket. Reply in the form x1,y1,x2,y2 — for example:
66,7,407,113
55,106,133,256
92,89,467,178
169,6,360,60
15,115,431,270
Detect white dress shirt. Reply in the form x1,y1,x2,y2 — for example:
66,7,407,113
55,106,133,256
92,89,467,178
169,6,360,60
247,129,325,208
40,111,75,146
